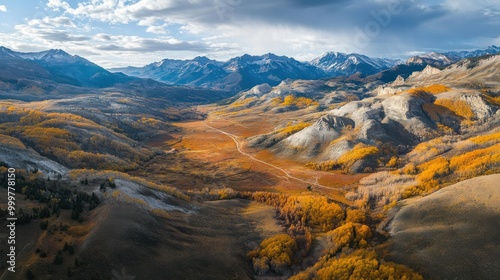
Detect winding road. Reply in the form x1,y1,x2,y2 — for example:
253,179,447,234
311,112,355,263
202,120,333,191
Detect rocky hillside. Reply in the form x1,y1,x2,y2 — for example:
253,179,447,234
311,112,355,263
225,55,500,174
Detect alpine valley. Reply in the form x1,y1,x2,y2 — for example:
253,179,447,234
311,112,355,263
1,45,499,280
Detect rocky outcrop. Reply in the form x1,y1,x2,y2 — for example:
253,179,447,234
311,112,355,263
382,94,429,120
247,83,272,96
357,120,389,142
381,94,433,137
330,99,385,125
322,139,354,161
460,94,494,119
407,65,441,81
374,85,405,96
329,93,433,142
393,75,405,85
284,115,354,148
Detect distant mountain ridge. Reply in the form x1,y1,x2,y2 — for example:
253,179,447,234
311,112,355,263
0,46,232,103
309,52,401,76
406,45,500,67
0,47,133,87
111,52,402,92
2,45,498,96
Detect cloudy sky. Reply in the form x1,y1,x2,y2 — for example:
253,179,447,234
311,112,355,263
0,0,498,67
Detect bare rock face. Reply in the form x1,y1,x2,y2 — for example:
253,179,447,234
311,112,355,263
284,115,354,148
382,94,428,120
357,119,389,142
393,75,405,85
408,65,441,81
330,99,384,125
322,139,354,161
247,83,272,96
421,65,442,76
374,85,404,96
349,159,371,174
329,93,434,143
322,115,356,130
381,94,433,137
460,94,494,119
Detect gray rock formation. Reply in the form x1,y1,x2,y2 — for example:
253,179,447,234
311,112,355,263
460,94,494,119
284,115,354,148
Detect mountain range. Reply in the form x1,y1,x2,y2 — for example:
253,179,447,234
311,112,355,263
0,47,133,88
111,52,402,92
112,46,499,92
406,45,500,66
0,45,498,99
0,47,230,103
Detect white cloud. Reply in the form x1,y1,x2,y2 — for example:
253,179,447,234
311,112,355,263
0,5,7,12
47,0,70,11
146,25,169,34
27,16,75,28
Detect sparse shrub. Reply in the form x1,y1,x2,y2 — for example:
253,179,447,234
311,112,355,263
355,171,417,208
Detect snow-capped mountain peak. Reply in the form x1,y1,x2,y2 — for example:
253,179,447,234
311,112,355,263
406,46,500,67
310,52,400,76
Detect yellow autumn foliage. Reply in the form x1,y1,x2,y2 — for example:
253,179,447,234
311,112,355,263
408,84,451,95
0,108,154,171
449,143,500,178
326,222,372,253
251,192,345,231
274,95,319,109
468,132,500,145
435,99,474,120
337,144,379,168
290,249,423,280
277,122,311,136
307,144,379,171
0,134,26,149
230,97,256,108
249,234,297,275
417,156,450,189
